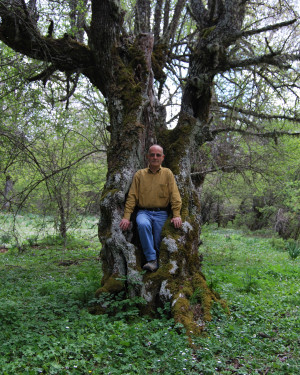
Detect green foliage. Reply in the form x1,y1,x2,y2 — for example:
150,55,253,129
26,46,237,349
200,133,300,241
89,291,147,320
0,213,99,251
196,226,300,374
286,241,300,260
25,235,39,247
0,218,299,374
270,237,300,260
0,241,195,374
270,237,286,251
38,233,89,248
0,41,107,239
0,233,11,245
189,287,203,305
239,271,261,294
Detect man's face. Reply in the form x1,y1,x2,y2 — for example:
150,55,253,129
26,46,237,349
148,146,164,170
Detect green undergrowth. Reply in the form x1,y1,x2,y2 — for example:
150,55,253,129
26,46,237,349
0,221,299,374
196,225,300,374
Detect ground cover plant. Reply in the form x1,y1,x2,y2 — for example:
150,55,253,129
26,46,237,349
0,215,299,374
196,226,300,374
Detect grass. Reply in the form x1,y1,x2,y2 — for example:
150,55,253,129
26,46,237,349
196,226,300,374
0,216,299,374
0,212,99,248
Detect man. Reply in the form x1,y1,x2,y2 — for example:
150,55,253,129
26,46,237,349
120,145,182,272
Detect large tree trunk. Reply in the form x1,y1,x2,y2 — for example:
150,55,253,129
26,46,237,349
93,31,224,335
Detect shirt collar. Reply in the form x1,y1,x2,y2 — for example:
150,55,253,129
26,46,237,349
147,166,162,174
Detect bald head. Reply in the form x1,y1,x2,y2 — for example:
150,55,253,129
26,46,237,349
148,144,163,155
147,145,165,172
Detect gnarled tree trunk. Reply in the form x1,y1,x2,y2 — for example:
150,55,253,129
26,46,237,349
92,30,224,334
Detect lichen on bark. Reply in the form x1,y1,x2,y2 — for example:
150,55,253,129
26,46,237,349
91,31,227,336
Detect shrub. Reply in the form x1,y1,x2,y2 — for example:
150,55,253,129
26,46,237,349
286,241,300,260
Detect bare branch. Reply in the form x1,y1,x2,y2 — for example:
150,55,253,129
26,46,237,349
219,103,300,123
163,0,170,34
0,126,106,212
153,0,163,40
223,52,299,71
59,72,80,107
134,0,151,33
238,19,297,40
0,4,92,70
27,64,57,85
211,127,300,138
167,0,187,42
14,147,104,213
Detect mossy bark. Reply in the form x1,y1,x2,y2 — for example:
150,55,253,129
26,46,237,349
92,32,226,335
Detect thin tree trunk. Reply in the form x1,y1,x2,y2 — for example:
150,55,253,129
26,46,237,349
2,175,14,210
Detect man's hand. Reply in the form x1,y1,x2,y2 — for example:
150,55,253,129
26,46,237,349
120,218,131,231
171,217,182,228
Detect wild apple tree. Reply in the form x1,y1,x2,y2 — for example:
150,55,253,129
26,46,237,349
1,0,298,333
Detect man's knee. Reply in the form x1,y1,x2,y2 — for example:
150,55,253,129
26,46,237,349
136,212,150,225
137,219,152,231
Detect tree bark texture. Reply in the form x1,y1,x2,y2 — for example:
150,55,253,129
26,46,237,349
2,175,14,210
95,38,223,334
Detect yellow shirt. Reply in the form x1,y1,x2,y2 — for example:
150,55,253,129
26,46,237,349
123,167,182,220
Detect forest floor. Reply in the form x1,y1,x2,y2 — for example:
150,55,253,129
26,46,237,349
0,215,299,374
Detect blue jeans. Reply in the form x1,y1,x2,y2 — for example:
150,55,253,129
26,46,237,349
136,210,168,262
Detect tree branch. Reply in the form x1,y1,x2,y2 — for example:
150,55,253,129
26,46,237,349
166,0,187,42
27,64,57,85
0,3,93,72
223,52,299,71
219,103,300,123
14,147,104,213
153,0,163,40
1,127,106,212
211,127,300,138
223,18,298,47
238,19,297,40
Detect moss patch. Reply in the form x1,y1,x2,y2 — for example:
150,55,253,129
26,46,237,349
201,26,216,39
95,274,124,297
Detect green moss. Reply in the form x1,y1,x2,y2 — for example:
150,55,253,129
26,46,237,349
201,26,216,39
172,293,202,335
104,44,150,174
100,188,119,202
128,43,148,73
152,43,167,81
155,212,229,336
114,60,143,115
95,274,124,297
157,113,196,178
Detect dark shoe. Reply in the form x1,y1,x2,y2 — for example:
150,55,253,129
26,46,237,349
143,260,158,272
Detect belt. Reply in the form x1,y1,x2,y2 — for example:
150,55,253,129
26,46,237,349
138,207,167,211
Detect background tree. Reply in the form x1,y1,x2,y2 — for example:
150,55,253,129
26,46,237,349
0,42,107,239
0,0,299,333
199,132,300,237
